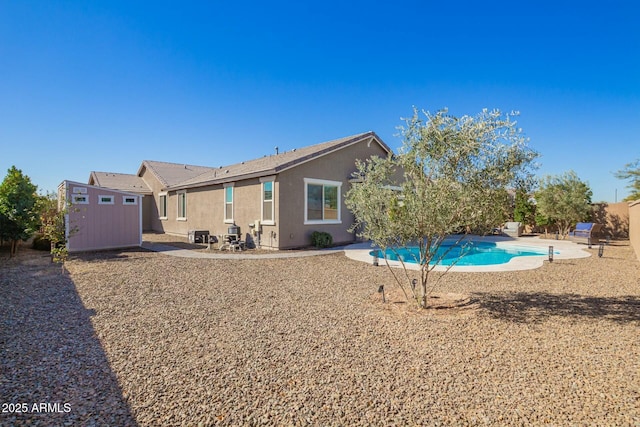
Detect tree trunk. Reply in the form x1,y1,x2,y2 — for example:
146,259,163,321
421,282,427,308
10,239,17,257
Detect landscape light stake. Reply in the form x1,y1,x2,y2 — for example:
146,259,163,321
598,243,604,258
378,285,386,303
373,252,379,266
411,278,417,291
548,246,554,263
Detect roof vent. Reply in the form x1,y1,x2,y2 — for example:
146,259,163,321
275,146,279,155
225,170,229,173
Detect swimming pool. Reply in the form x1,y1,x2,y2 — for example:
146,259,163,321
370,240,551,266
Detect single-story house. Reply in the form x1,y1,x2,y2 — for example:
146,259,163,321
89,131,392,249
58,181,143,252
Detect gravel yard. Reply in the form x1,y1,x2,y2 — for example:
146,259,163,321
1,240,639,426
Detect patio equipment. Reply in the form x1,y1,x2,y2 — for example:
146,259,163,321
568,223,603,247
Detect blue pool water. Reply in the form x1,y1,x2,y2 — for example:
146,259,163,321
370,241,549,266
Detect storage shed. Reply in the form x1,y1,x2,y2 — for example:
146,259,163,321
59,181,142,252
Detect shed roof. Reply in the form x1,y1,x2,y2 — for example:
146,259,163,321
88,172,153,195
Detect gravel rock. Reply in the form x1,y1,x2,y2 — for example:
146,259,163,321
1,238,639,426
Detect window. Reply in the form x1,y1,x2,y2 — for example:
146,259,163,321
224,185,233,223
123,196,138,205
304,178,341,224
72,195,89,204
177,191,187,220
98,195,114,205
159,193,167,219
261,179,274,224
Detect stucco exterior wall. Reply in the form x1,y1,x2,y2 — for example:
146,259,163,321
629,200,640,262
142,195,154,231
277,138,389,249
140,168,166,233
63,182,141,252
136,137,389,249
153,179,272,248
592,202,630,238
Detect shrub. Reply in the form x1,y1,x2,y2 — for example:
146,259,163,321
310,231,333,248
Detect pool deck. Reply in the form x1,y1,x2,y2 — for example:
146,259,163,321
342,235,594,272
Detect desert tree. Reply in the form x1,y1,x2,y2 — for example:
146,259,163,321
0,166,39,257
614,159,640,201
345,108,538,308
534,171,593,238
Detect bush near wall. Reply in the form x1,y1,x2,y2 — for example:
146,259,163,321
310,231,333,248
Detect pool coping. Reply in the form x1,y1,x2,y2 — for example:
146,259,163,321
342,235,594,272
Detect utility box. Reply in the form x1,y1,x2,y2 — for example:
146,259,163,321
188,230,210,243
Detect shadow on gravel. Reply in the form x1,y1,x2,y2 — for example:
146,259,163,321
476,292,640,324
0,249,138,426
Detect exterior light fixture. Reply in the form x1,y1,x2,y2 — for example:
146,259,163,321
548,246,554,263
378,285,386,303
411,278,417,291
372,252,379,266
598,243,604,258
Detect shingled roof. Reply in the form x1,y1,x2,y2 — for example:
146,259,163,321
88,172,152,195
136,160,215,188
168,131,389,190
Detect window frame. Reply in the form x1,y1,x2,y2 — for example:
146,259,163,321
224,184,234,224
303,178,342,225
71,194,89,205
159,192,168,220
260,177,275,225
177,190,187,221
122,195,138,205
98,195,115,205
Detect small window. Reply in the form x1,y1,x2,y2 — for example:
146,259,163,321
177,191,187,220
304,178,341,224
72,195,89,205
159,193,167,219
262,180,274,224
98,195,114,205
123,196,138,205
224,185,233,223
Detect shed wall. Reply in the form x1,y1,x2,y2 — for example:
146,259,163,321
65,183,142,252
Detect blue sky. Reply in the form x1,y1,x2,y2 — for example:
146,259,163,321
1,1,638,202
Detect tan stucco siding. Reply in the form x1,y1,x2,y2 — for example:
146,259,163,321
276,138,389,249
157,180,272,248
139,167,166,233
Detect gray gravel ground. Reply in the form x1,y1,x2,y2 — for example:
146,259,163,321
1,239,639,426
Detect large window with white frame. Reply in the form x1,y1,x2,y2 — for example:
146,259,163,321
261,178,274,224
224,184,234,223
304,178,341,224
177,190,187,220
159,193,168,219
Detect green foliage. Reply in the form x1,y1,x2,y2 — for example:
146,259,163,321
39,192,74,269
0,166,39,257
310,231,333,248
513,187,536,227
615,159,640,201
534,171,593,238
345,107,538,308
